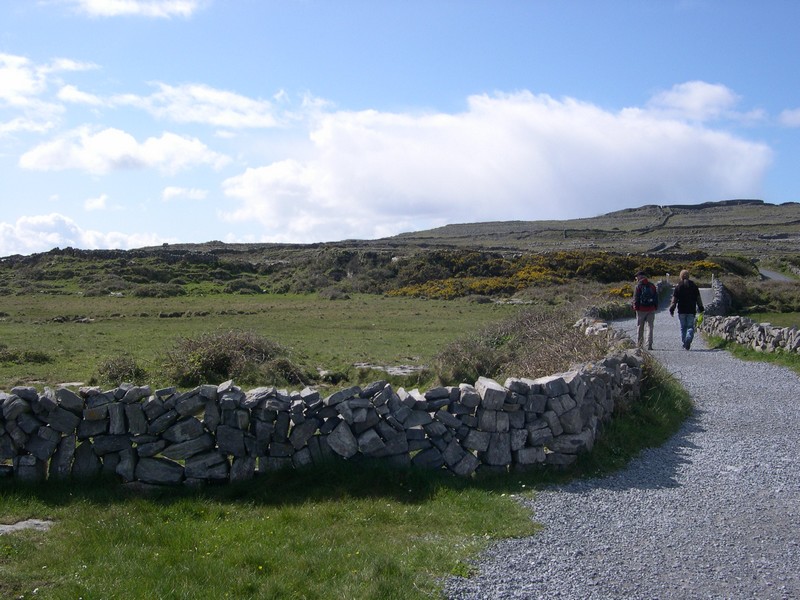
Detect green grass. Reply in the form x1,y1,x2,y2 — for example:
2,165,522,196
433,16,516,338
0,293,520,391
741,311,800,329
706,335,800,377
0,356,691,599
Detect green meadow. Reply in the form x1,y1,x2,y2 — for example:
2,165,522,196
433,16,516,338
0,293,520,391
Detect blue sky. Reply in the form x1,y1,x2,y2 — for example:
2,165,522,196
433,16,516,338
1,0,799,257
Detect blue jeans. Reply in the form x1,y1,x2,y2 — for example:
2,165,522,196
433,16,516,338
678,313,696,346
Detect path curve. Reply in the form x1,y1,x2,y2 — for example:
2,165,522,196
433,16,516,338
446,306,800,599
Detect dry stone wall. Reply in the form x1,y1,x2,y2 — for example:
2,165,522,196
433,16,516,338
698,315,800,354
0,350,644,485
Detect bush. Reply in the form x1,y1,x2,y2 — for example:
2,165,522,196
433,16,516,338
97,354,147,385
433,307,610,385
318,286,351,300
132,283,186,298
0,344,52,365
223,279,263,294
162,330,286,387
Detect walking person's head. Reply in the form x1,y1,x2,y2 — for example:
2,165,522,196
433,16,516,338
635,270,647,282
680,269,690,281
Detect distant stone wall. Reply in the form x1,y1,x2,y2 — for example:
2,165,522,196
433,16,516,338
698,315,800,354
703,276,732,317
0,350,644,485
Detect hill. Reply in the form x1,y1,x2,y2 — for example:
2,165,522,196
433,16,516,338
1,200,798,299
388,199,800,255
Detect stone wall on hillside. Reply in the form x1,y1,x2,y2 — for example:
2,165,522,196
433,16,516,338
0,349,644,485
698,315,800,354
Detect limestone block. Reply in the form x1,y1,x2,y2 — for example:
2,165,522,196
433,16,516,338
357,428,386,455
451,452,480,477
463,429,491,452
230,456,256,482
514,446,546,465
0,433,17,459
136,439,167,457
458,383,481,408
116,448,137,482
49,434,76,480
289,418,319,450
482,432,511,466
108,402,127,435
185,452,229,480
56,388,84,414
77,418,108,439
122,386,151,404
162,433,215,460
442,439,467,467
559,407,584,435
411,447,444,470
327,421,358,458
147,409,179,435
475,377,507,410
292,447,314,469
217,425,246,457
434,409,461,429
269,441,294,458
92,434,132,455
44,406,81,433
14,454,47,482
124,404,148,435
3,397,31,421
135,457,184,485
175,392,206,416
72,442,102,479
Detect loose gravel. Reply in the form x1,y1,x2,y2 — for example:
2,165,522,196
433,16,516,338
445,308,800,599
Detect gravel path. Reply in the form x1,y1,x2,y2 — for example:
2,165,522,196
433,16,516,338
445,307,800,599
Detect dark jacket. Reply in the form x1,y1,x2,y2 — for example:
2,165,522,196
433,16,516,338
670,279,704,315
633,278,658,312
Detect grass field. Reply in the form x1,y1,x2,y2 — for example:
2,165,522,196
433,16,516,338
742,311,800,329
0,293,521,391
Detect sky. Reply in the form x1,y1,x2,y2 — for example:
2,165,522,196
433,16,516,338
1,0,799,257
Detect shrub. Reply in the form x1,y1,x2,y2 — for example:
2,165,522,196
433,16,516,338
318,286,351,300
162,330,286,387
0,344,52,365
433,307,610,385
223,279,263,294
97,354,147,385
132,283,186,298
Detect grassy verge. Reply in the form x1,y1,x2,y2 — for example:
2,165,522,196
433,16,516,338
0,355,692,599
705,335,800,377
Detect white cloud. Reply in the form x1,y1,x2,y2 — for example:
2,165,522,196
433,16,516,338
0,54,96,136
61,0,205,19
58,84,105,106
779,108,800,127
162,186,208,201
0,53,96,106
84,193,108,210
646,81,746,121
221,89,772,243
19,126,230,174
115,82,279,128
0,213,164,257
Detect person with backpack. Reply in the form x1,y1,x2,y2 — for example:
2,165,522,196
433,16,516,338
669,269,705,350
633,270,659,350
